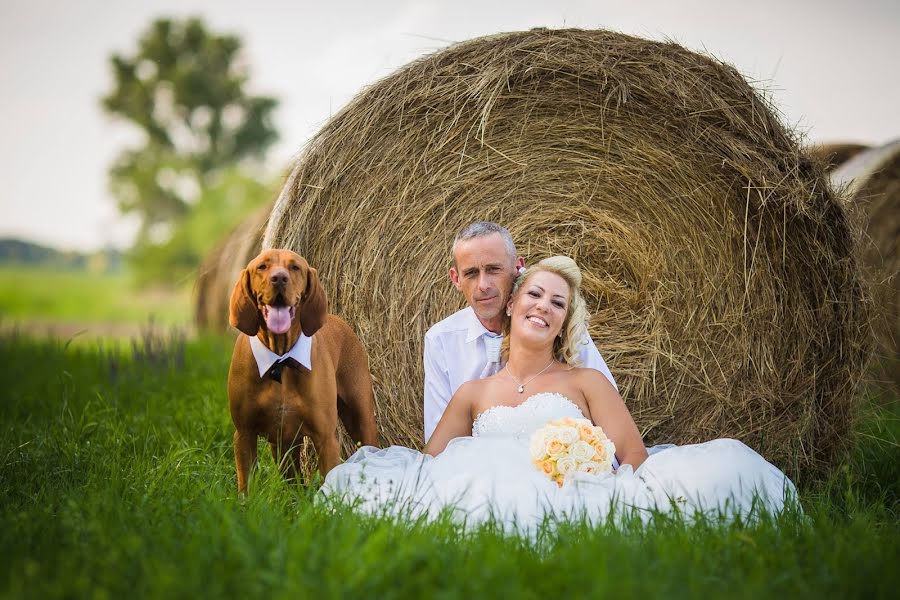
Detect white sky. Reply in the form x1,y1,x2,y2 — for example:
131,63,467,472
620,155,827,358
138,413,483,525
1,0,898,251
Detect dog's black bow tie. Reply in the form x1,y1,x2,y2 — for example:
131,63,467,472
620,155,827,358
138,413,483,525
266,357,302,383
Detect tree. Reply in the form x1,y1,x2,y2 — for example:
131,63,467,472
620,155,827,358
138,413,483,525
129,167,278,286
102,17,278,283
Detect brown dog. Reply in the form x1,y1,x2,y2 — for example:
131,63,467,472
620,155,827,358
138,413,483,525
227,249,378,492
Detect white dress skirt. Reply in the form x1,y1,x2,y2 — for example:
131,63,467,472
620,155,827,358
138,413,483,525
321,393,797,533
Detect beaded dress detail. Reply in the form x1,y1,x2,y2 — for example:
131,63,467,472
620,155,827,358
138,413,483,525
321,392,797,534
472,392,584,438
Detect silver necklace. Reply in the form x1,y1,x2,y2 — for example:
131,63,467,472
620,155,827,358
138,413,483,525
505,360,555,393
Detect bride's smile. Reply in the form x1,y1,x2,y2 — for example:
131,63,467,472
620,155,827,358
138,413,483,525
525,315,548,328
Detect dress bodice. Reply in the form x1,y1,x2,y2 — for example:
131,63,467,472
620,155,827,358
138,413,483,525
472,392,585,438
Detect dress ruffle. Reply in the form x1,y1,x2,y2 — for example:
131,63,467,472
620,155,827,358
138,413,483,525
321,394,797,533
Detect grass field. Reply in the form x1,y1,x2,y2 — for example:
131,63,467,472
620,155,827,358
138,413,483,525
0,331,897,599
0,265,192,338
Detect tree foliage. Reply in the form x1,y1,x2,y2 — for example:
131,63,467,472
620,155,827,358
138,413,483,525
128,168,278,287
102,17,278,284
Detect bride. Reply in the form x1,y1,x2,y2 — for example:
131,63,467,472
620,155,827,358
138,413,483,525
321,256,797,531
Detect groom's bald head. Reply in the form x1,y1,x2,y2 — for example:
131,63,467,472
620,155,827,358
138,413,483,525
451,221,517,267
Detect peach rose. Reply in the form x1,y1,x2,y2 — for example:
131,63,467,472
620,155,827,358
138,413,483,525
578,423,596,442
545,439,566,457
539,458,557,477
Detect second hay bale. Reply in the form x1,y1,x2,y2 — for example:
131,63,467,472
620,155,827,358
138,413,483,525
832,140,900,390
808,142,870,172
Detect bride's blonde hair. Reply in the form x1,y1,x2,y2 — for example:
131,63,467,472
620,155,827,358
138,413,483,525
500,255,590,366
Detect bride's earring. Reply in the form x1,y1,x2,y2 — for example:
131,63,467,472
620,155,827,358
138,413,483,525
506,308,511,316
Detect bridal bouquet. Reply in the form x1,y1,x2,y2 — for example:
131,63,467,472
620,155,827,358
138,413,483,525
529,417,616,486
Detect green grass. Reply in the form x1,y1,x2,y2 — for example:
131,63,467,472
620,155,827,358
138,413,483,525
0,333,897,599
0,264,191,327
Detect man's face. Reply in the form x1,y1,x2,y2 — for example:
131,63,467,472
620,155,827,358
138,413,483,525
449,233,520,326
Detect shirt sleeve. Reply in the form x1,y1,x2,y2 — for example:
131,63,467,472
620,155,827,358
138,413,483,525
578,335,618,390
423,332,452,443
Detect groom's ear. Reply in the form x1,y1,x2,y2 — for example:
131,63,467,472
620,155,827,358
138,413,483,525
448,266,462,290
515,256,525,270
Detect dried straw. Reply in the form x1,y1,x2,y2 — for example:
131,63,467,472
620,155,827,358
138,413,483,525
264,29,870,481
832,140,899,391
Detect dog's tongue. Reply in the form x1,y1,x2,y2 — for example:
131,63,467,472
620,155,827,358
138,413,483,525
264,305,293,334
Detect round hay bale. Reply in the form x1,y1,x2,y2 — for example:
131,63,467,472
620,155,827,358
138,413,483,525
264,28,869,481
807,142,870,172
832,139,900,391
194,202,273,333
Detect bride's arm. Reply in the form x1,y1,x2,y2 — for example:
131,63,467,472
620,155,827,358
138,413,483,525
423,382,476,456
579,369,648,469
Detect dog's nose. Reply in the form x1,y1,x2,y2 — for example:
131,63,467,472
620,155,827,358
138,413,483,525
270,271,289,286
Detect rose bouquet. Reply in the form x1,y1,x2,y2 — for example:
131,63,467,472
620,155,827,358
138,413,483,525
529,417,616,486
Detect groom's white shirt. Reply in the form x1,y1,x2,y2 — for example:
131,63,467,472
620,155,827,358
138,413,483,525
423,306,617,442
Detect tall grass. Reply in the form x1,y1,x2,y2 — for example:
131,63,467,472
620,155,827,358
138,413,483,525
0,333,897,598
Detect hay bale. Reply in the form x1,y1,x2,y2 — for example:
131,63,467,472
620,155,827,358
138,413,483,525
832,140,900,390
264,28,869,481
807,142,870,172
194,202,273,333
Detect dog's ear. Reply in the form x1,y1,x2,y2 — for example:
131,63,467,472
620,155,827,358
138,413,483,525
229,268,260,336
300,266,328,337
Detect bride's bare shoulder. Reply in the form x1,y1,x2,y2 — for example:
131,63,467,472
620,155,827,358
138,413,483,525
566,365,602,379
457,377,490,393
450,378,490,406
569,365,616,391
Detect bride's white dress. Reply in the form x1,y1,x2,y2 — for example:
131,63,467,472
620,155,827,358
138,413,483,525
321,393,797,532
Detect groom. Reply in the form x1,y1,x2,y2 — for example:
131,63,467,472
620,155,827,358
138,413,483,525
423,221,617,442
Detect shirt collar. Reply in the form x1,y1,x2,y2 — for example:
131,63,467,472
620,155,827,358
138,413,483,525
248,333,313,378
464,306,503,343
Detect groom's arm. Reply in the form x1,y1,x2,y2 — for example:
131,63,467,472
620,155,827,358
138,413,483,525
578,336,618,390
423,333,451,444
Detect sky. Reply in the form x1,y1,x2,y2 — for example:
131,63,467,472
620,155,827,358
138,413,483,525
1,0,898,252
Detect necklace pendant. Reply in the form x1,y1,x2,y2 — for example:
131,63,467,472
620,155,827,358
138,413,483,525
517,385,525,393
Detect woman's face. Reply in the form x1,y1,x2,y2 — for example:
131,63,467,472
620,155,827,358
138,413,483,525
507,270,571,345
